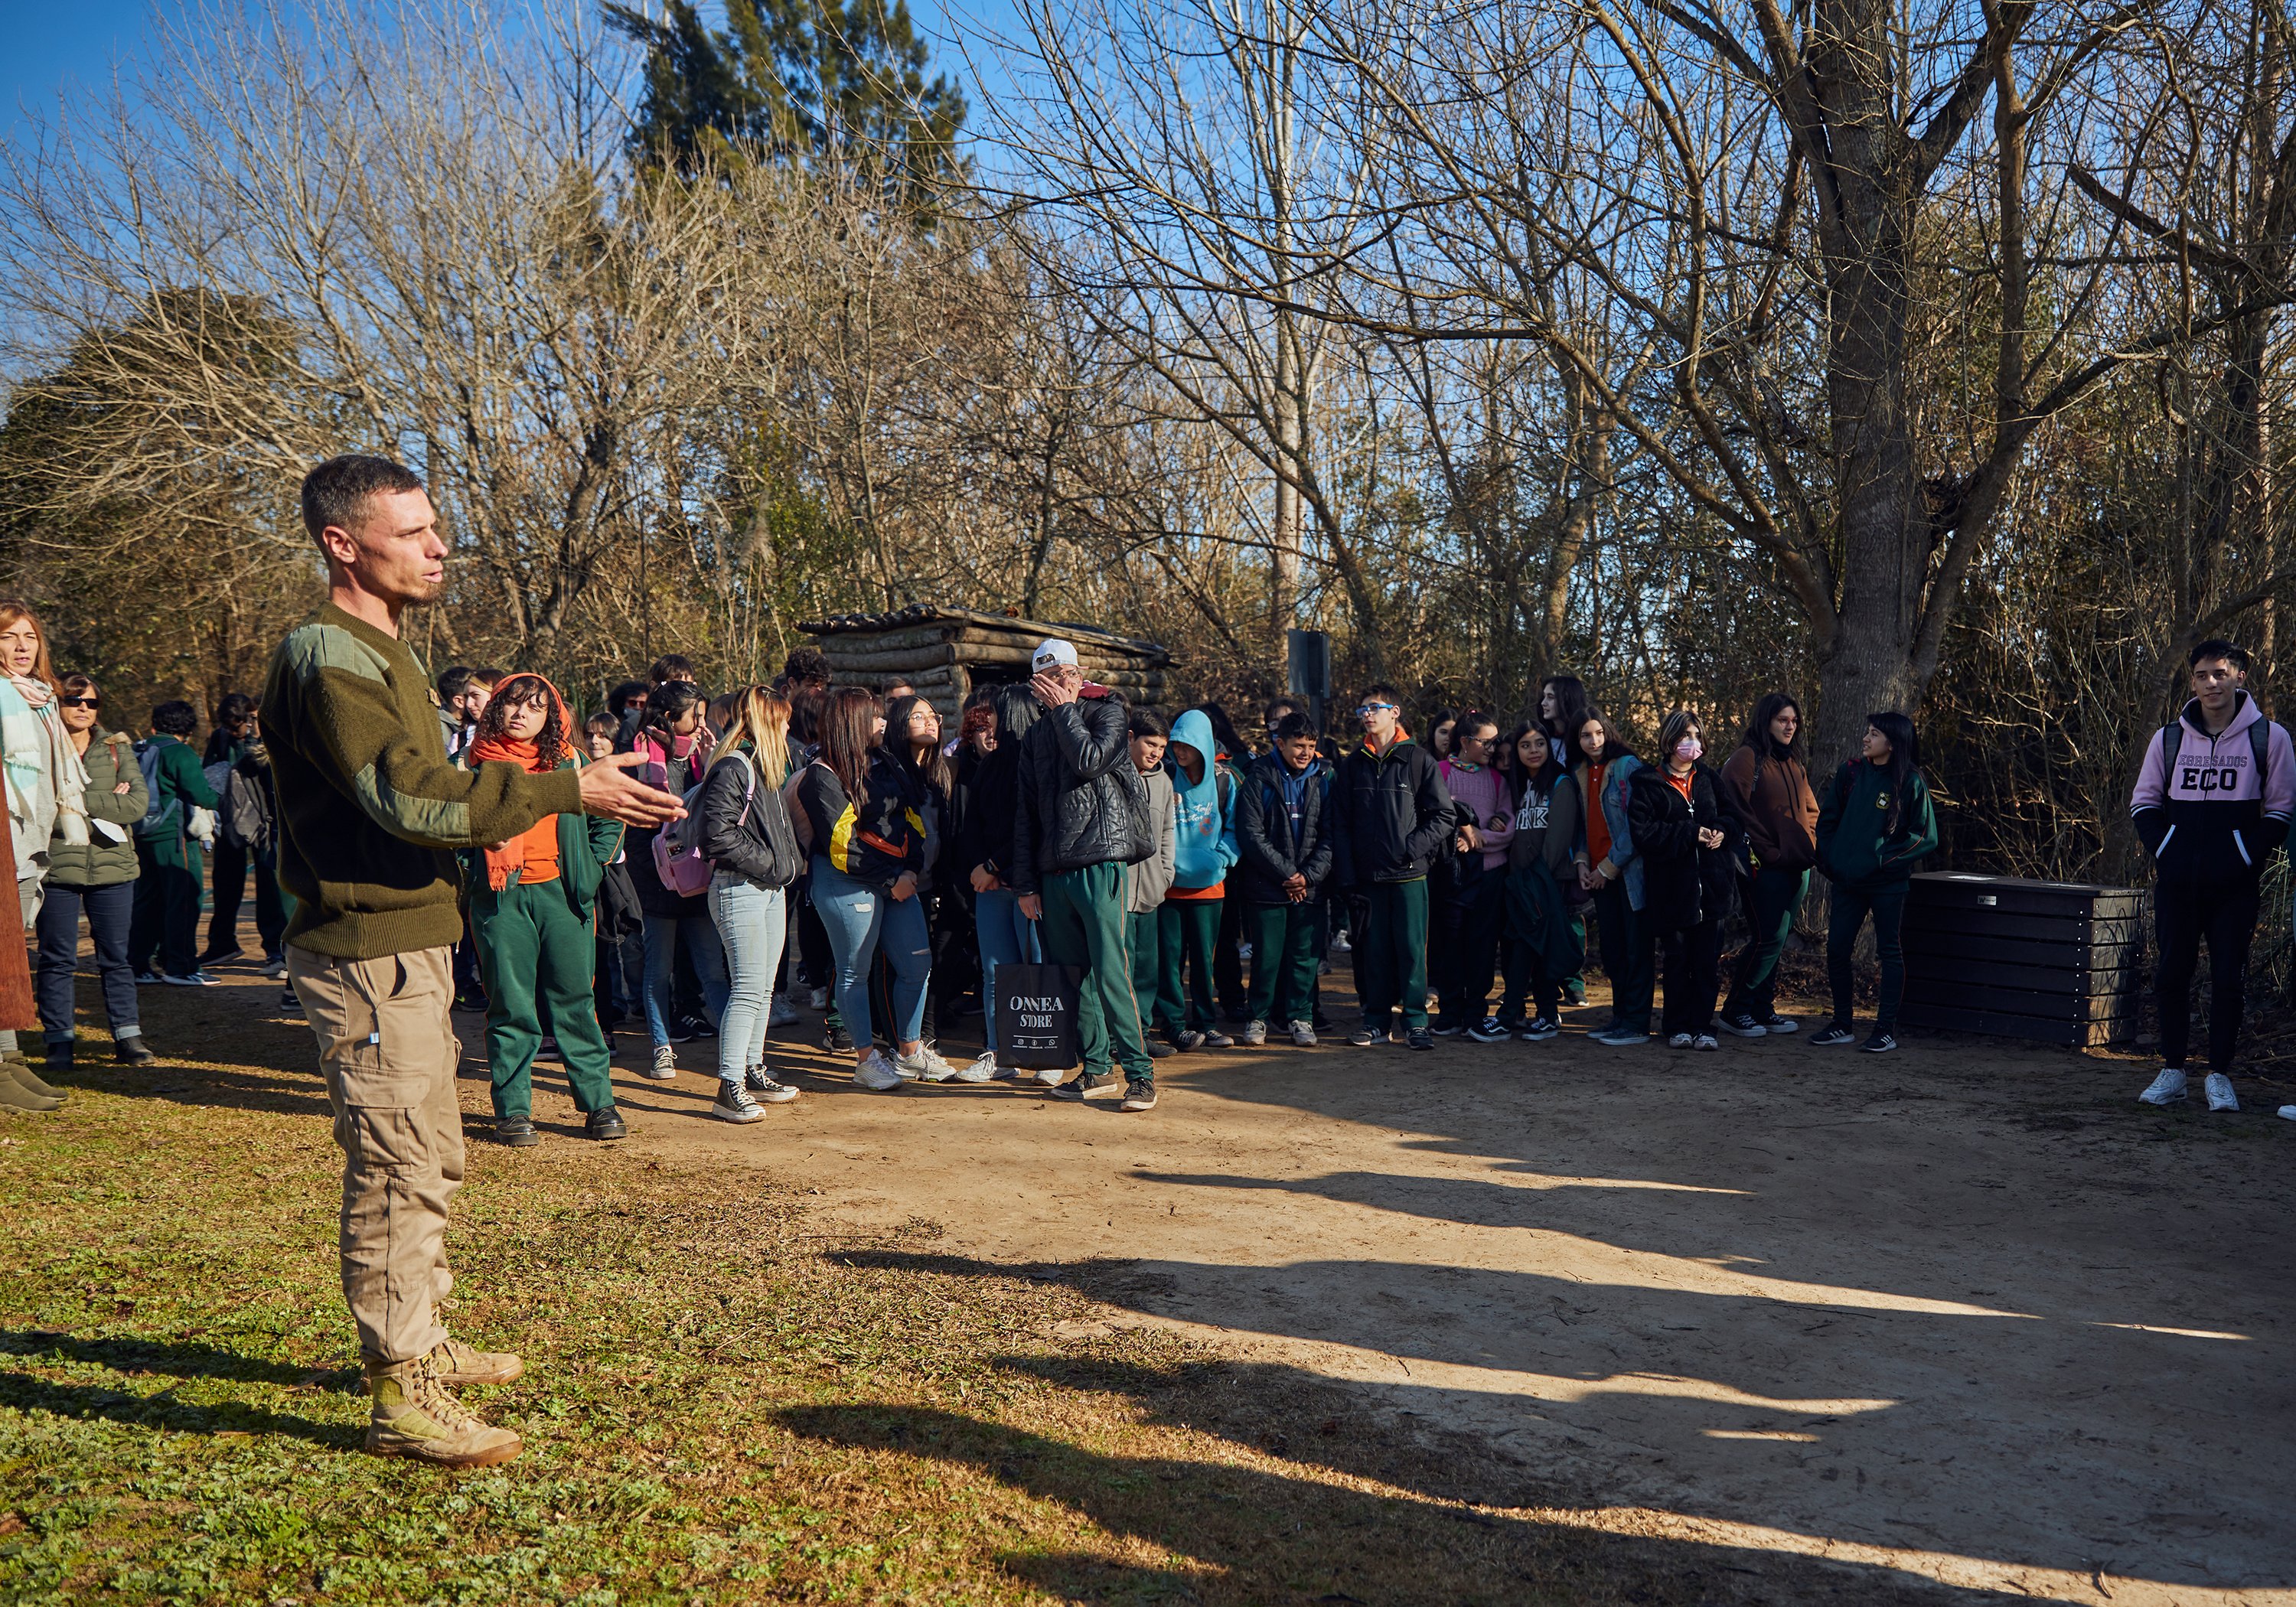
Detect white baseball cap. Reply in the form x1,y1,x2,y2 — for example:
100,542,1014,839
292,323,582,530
1031,638,1079,672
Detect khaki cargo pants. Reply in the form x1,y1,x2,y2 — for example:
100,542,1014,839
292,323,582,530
286,944,462,1364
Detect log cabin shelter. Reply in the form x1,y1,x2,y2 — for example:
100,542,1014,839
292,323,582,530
796,605,1171,715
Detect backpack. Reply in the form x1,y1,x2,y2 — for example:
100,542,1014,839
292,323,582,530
651,767,732,899
220,768,271,849
2157,716,2275,794
133,742,181,840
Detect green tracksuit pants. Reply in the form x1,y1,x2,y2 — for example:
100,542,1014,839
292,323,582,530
1129,909,1161,1008
1155,896,1222,1035
1247,901,1325,1027
471,878,617,1121
1042,862,1153,1081
1358,877,1430,1034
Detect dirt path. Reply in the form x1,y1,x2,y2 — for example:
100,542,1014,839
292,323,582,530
129,953,2294,1603
585,983,2295,1605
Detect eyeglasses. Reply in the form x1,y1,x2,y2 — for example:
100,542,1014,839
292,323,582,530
59,696,100,709
1355,702,1397,716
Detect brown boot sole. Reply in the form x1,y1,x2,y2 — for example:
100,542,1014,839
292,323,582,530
364,1427,522,1468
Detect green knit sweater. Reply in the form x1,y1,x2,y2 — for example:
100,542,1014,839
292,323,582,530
260,603,582,958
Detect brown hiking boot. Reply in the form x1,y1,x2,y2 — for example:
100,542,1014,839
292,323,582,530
2,1058,64,1100
364,1353,522,1468
0,1064,60,1113
430,1333,523,1387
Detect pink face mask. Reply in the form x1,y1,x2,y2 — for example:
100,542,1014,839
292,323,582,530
1675,738,1703,762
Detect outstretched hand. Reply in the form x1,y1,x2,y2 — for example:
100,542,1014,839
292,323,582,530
579,751,685,827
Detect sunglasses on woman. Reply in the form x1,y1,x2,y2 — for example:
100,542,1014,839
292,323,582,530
59,696,100,709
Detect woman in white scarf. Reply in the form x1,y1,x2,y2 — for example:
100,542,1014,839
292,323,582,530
0,602,91,1070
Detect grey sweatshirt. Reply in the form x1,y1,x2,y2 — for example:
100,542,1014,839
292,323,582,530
1127,766,1178,914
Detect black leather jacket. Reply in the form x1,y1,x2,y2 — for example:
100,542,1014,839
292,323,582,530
698,750,802,890
1010,693,1152,894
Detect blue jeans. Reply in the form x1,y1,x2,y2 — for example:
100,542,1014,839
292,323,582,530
36,880,139,1042
974,885,1041,1054
708,875,786,1084
641,911,730,1049
811,856,930,1048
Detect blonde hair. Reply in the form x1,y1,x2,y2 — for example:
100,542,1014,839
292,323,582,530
711,685,792,784
0,601,59,690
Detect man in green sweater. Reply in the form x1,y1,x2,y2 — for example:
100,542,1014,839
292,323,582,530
263,455,679,1468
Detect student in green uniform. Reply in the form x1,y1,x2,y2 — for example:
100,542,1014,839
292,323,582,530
1812,710,1939,1054
129,700,223,985
456,674,628,1145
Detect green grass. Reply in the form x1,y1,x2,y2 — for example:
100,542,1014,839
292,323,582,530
0,1030,1927,1605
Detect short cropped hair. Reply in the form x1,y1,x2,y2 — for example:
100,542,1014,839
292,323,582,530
436,665,474,703
2190,638,2251,673
300,455,424,546
1127,707,1169,740
152,699,198,737
1356,682,1404,709
648,654,696,686
781,647,831,688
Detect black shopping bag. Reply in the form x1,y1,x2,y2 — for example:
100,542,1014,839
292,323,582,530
996,962,1082,1071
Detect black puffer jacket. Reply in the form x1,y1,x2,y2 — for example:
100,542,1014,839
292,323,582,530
698,749,802,890
1233,751,1335,904
1010,692,1151,894
1626,763,1740,931
1330,737,1454,888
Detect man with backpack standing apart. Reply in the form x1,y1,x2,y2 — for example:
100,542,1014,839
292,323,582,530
127,702,222,986
2129,639,2296,1113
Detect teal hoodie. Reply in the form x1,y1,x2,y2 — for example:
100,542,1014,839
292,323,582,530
1168,709,1240,892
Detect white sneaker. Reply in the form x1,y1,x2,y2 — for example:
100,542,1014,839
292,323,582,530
952,1051,998,1084
2204,1072,2239,1112
769,996,801,1028
642,1045,678,1081
2279,1104,2296,1121
853,1051,905,1092
2137,1067,2188,1106
1031,1064,1067,1087
1668,1032,1693,1048
900,1045,960,1082
1694,1035,1719,1051
807,986,829,1011
1288,1019,1317,1048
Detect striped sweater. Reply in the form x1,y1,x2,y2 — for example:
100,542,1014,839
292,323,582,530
260,603,582,958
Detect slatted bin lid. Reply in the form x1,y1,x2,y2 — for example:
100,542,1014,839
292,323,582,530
1897,873,2148,1048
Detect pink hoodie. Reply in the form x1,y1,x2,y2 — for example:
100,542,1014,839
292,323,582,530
2129,692,2294,878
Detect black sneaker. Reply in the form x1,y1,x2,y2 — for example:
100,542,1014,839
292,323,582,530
1562,979,1587,1007
1715,1011,1768,1038
1430,1021,1467,1038
823,1022,855,1053
677,1013,717,1041
1143,1038,1176,1060
1519,1016,1560,1041
1062,1071,1125,1100
1755,1011,1799,1035
1405,1028,1435,1051
114,1037,155,1066
1120,1080,1158,1112
279,986,300,1009
586,1106,628,1141
44,1041,73,1068
1346,1024,1388,1048
455,990,491,1013
1466,1016,1513,1043
495,1116,539,1146
1172,1029,1207,1051
1808,1025,1855,1047
1860,1032,1898,1054
1200,1029,1235,1048
197,946,246,967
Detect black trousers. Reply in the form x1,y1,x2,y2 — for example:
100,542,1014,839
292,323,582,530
1826,881,1909,1032
206,839,286,958
1433,863,1506,1025
1659,918,1723,1037
2154,874,2262,1074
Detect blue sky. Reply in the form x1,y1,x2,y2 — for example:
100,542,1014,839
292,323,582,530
3,0,1026,135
